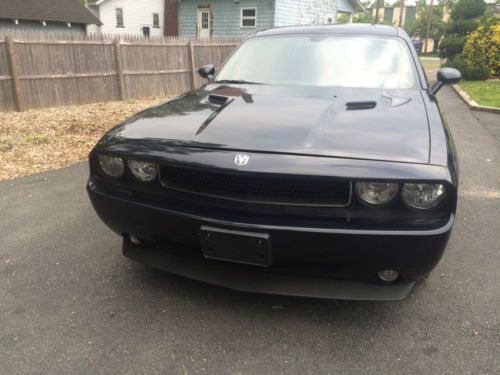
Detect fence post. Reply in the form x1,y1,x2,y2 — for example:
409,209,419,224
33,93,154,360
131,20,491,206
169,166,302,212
113,38,126,100
188,41,196,90
5,36,22,112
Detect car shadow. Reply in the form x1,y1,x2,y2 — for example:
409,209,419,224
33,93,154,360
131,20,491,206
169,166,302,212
124,261,425,327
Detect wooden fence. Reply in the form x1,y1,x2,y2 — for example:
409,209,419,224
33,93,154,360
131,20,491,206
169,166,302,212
0,32,240,112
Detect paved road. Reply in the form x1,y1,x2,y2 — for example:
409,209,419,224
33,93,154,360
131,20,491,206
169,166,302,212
1,87,499,375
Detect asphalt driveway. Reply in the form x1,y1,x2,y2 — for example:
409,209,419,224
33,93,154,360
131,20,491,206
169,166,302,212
1,86,499,375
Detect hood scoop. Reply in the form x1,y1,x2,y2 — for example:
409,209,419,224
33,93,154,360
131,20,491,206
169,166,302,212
208,94,229,105
346,101,377,110
382,91,412,107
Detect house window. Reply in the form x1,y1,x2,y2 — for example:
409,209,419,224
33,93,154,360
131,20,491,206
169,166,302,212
241,8,256,28
153,13,160,28
201,12,209,29
116,8,124,27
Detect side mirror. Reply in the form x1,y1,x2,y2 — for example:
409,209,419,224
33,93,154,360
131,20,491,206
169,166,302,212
429,67,461,97
198,64,215,80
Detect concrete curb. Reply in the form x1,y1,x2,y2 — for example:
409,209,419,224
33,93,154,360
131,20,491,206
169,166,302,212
451,84,500,114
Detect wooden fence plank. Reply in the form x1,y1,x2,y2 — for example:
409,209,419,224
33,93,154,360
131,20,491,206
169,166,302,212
188,41,196,90
5,36,22,111
113,39,125,100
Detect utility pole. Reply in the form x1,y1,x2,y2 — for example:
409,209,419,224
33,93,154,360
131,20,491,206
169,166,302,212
374,0,381,24
398,0,405,27
424,0,434,53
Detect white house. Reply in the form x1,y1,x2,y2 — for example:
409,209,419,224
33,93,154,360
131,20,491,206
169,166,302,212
85,0,165,37
85,0,365,38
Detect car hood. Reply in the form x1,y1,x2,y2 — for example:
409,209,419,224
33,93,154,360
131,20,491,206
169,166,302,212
105,85,430,164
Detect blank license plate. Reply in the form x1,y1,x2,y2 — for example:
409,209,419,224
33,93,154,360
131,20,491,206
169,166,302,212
200,226,272,267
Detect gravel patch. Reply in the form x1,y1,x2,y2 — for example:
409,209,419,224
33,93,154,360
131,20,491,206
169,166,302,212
0,98,166,181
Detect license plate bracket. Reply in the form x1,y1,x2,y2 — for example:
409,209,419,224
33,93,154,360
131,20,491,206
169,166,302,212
200,226,273,267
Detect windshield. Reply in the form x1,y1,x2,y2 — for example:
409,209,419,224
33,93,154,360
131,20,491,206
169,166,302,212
215,34,418,89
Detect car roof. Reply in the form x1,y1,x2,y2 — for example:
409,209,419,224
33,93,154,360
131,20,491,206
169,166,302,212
254,23,400,38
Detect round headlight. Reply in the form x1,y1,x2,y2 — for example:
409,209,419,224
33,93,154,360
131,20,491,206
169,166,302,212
355,182,399,206
402,183,446,210
98,154,124,178
127,160,157,182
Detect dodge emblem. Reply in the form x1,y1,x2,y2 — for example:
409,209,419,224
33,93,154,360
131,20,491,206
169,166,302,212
234,153,250,166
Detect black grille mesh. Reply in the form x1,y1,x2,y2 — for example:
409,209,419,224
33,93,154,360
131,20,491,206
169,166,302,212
159,164,351,206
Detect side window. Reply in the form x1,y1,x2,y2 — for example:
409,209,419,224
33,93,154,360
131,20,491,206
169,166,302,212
116,8,124,27
241,8,256,28
153,13,160,27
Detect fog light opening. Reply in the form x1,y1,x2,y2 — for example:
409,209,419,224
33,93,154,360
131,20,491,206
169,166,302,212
129,235,141,245
377,270,399,283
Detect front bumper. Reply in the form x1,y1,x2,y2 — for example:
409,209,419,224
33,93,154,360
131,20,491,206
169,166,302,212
88,181,453,301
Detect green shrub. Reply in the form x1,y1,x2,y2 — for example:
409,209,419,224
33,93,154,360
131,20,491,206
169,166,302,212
439,0,487,60
443,55,468,75
464,66,490,80
446,19,480,35
439,35,467,59
451,0,486,20
442,56,489,80
462,20,500,77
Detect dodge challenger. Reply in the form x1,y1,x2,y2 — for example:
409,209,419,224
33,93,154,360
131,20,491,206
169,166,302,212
88,24,461,301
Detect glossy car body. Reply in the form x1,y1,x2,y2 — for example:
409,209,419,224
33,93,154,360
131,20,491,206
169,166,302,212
88,24,459,301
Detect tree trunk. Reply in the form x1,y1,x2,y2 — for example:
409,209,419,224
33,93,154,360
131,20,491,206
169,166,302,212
374,0,381,24
398,0,405,27
424,0,434,54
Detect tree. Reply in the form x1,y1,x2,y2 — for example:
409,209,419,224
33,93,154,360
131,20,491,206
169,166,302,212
374,0,384,24
353,12,375,23
451,0,486,19
398,0,405,27
439,0,487,59
405,0,446,52
352,0,375,23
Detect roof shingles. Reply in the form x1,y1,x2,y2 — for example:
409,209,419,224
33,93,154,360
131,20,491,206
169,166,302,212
0,0,101,25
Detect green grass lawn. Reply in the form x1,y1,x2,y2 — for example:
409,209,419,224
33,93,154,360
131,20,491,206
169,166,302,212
459,80,500,108
419,58,441,71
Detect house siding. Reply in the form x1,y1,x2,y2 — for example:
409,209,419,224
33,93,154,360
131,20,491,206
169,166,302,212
178,0,275,37
87,0,164,36
274,0,298,26
275,0,355,26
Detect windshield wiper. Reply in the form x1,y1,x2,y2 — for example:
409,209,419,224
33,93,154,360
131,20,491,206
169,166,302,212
213,79,262,85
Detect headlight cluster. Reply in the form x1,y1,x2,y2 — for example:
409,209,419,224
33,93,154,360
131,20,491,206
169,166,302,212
98,155,124,178
355,181,446,210
97,155,157,182
401,183,446,209
127,160,157,182
355,182,399,206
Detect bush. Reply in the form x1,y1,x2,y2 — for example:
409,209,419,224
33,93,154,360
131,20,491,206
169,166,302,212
464,66,490,80
451,0,486,20
442,56,490,80
443,55,468,74
439,35,467,59
462,20,500,77
439,0,487,60
446,19,480,35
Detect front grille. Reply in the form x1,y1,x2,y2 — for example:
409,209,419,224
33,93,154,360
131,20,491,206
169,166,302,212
158,164,351,206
